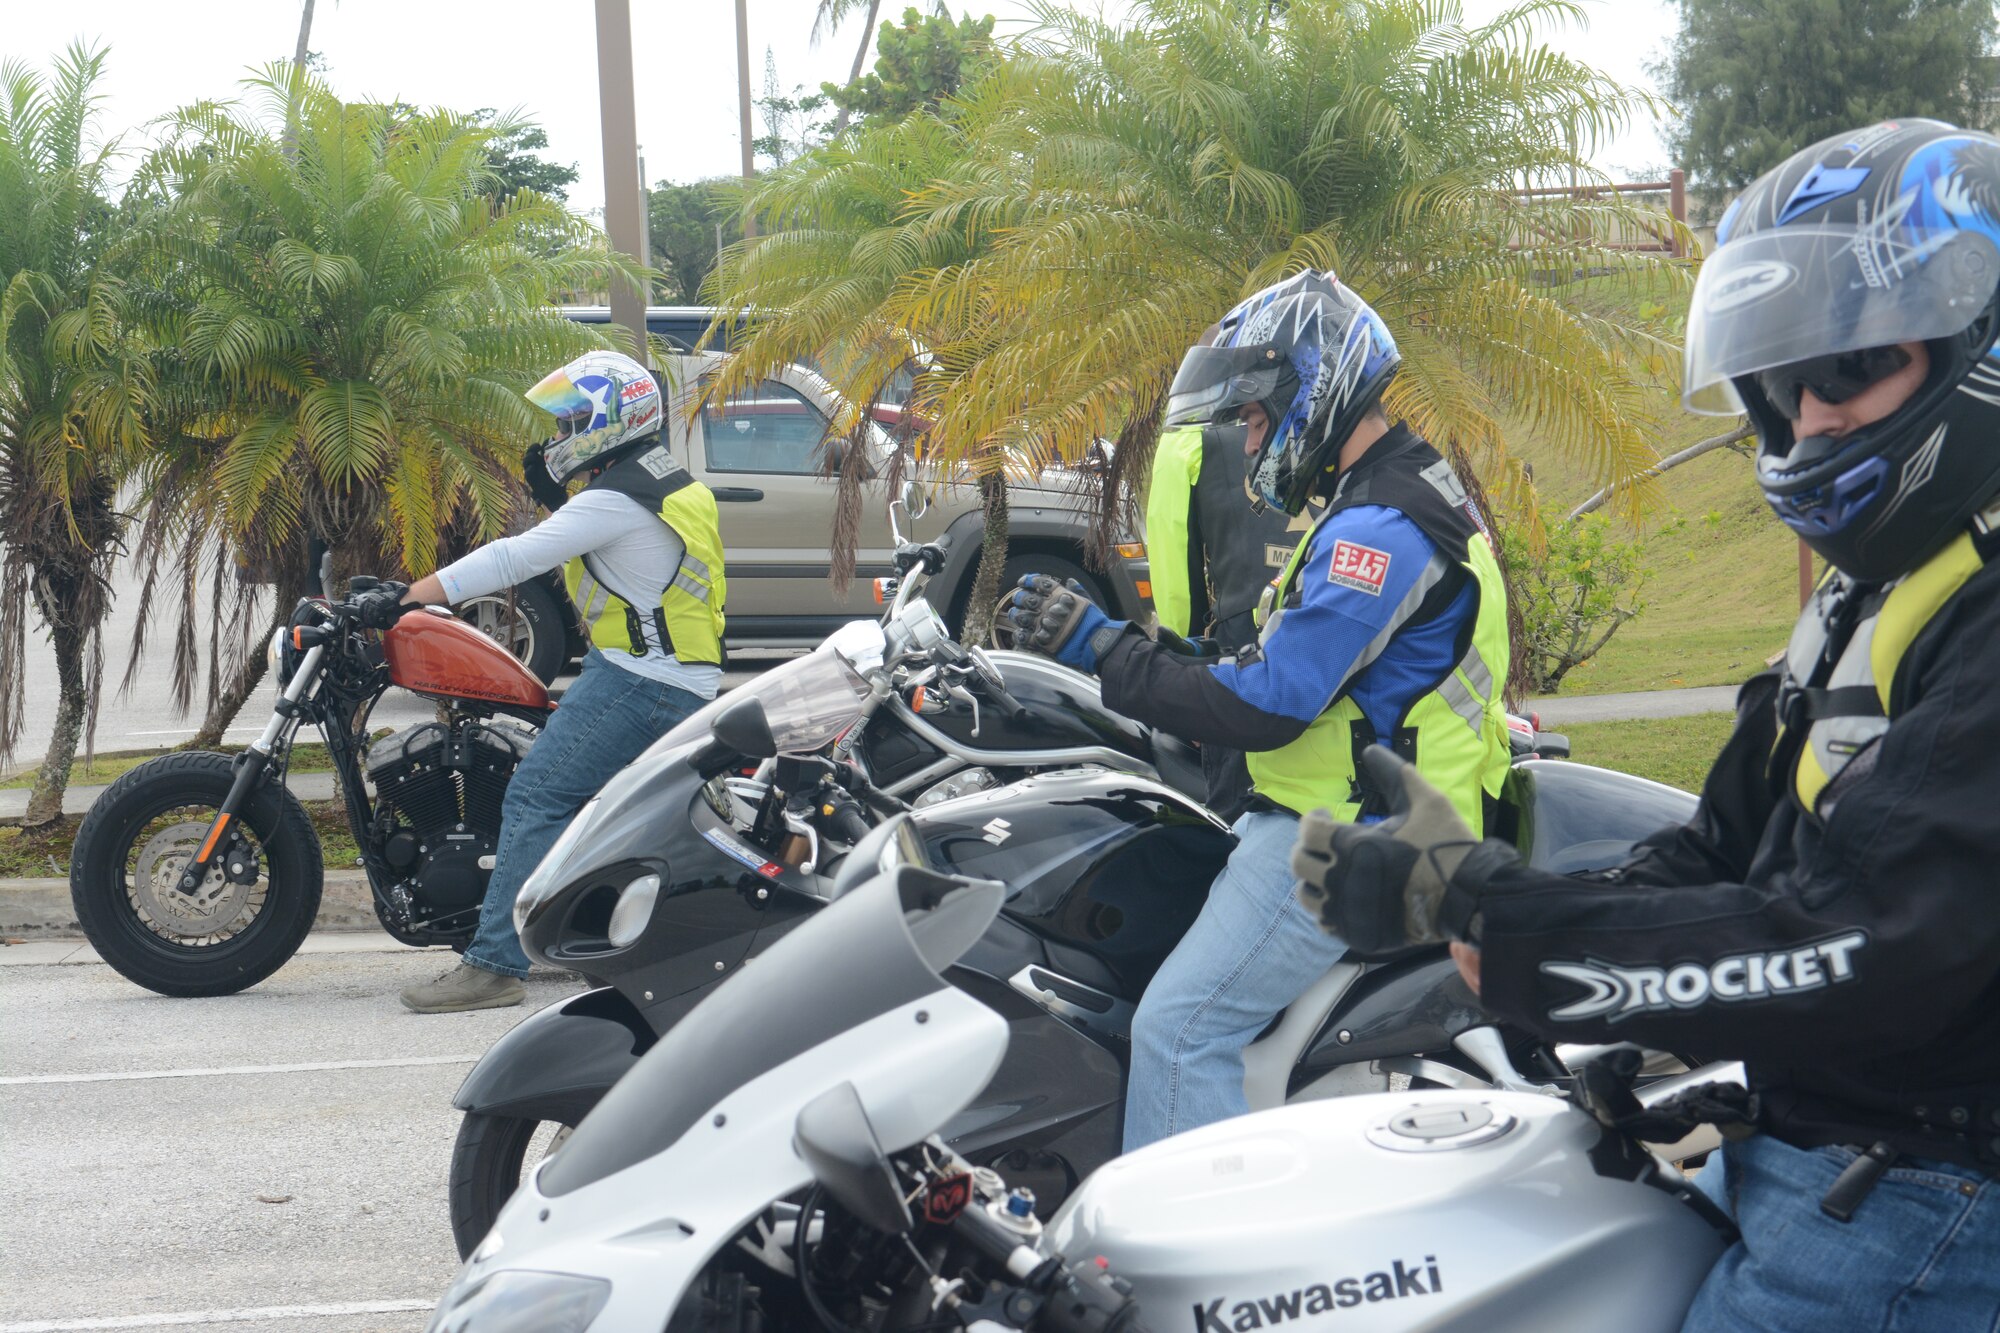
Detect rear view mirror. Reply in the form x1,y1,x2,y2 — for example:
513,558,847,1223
899,479,929,519
695,696,779,777
713,696,778,759
794,1082,912,1235
1534,733,1571,760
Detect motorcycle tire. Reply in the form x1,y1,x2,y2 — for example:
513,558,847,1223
69,751,324,997
449,1111,575,1259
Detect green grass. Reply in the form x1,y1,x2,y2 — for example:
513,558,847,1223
0,797,359,880
1,741,340,792
1558,712,1737,794
1509,274,1802,697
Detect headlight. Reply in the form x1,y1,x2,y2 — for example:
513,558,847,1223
266,627,295,685
607,872,660,948
513,798,600,932
427,1270,610,1333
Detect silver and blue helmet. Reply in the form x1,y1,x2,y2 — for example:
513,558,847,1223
1685,120,2000,581
1165,271,1400,516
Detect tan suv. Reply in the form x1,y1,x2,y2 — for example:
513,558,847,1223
673,350,1152,647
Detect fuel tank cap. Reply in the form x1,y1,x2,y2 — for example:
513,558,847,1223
1365,1101,1517,1153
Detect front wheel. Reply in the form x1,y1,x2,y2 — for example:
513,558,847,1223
69,751,324,996
450,1111,575,1259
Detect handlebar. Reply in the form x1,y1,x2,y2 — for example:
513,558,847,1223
1033,1261,1148,1333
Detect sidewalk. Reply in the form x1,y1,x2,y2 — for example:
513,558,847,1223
1525,684,1738,726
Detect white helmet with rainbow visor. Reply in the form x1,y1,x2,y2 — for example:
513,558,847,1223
528,350,665,485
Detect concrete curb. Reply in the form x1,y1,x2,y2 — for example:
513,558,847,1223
1,868,380,939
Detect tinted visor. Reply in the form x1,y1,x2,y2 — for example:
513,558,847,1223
1165,343,1292,426
1684,223,2000,413
1754,344,1913,419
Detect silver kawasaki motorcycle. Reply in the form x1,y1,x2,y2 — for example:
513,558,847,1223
427,858,1736,1333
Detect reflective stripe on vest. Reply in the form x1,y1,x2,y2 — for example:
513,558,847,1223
1784,527,1988,812
563,483,728,667
1244,518,1513,834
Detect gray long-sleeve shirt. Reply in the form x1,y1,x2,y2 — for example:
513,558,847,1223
436,490,720,698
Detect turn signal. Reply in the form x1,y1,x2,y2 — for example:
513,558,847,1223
873,577,898,605
1135,581,1152,600
1115,542,1146,559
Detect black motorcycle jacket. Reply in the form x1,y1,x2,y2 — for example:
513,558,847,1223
1146,422,1306,648
1474,530,2000,1171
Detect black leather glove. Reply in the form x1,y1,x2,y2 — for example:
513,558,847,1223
523,442,570,512
1291,746,1515,958
353,580,414,630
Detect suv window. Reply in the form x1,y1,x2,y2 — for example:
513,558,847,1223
702,381,829,475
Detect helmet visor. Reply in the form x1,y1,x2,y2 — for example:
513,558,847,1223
1165,344,1292,426
1684,223,2000,413
526,365,596,423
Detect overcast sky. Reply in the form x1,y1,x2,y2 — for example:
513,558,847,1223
8,0,1683,213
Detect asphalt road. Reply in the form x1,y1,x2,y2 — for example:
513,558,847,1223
0,937,579,1332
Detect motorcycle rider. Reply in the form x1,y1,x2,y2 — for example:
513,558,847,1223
1294,120,2000,1328
356,349,728,1013
1145,414,1314,818
1002,271,1514,1150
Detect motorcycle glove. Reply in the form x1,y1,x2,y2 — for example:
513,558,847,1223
1003,574,1127,673
522,442,570,513
354,581,415,630
1290,745,1516,958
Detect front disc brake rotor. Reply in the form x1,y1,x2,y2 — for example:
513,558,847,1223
129,821,258,941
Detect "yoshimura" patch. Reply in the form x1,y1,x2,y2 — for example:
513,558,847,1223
1327,539,1391,595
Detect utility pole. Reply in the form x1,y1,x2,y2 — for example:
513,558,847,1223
736,0,757,240
595,0,648,363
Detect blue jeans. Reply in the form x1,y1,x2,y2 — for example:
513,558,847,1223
1682,1133,2000,1331
1123,809,1348,1151
463,650,704,978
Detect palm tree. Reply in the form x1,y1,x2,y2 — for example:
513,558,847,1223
0,43,154,825
126,66,632,741
717,0,1692,622
709,96,1024,632
898,0,1685,525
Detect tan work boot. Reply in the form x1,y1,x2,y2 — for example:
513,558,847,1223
400,962,526,1013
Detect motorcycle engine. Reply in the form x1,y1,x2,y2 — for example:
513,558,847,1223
365,719,537,929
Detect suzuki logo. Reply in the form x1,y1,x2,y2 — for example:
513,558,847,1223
981,818,1013,845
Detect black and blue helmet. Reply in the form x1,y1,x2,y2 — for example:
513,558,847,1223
1686,120,2000,581
1165,271,1400,516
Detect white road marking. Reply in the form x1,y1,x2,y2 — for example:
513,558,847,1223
0,1302,435,1331
0,1055,477,1086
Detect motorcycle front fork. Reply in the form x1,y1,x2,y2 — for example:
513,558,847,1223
177,642,327,892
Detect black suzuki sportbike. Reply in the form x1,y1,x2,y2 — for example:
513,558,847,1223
442,527,1695,1256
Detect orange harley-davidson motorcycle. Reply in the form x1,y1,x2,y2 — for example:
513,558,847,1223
70,578,554,996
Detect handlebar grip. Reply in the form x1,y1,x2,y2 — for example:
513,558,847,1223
985,681,1032,725
829,804,874,844
1036,1262,1149,1333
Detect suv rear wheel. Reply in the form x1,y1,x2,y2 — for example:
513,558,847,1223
456,579,567,684
980,552,1108,647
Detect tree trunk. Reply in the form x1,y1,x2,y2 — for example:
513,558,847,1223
962,471,1010,647
1568,423,1754,520
292,0,316,69
187,596,290,751
829,0,883,135
22,621,87,827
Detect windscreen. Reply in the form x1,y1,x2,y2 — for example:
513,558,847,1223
653,641,873,757
539,866,1000,1197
